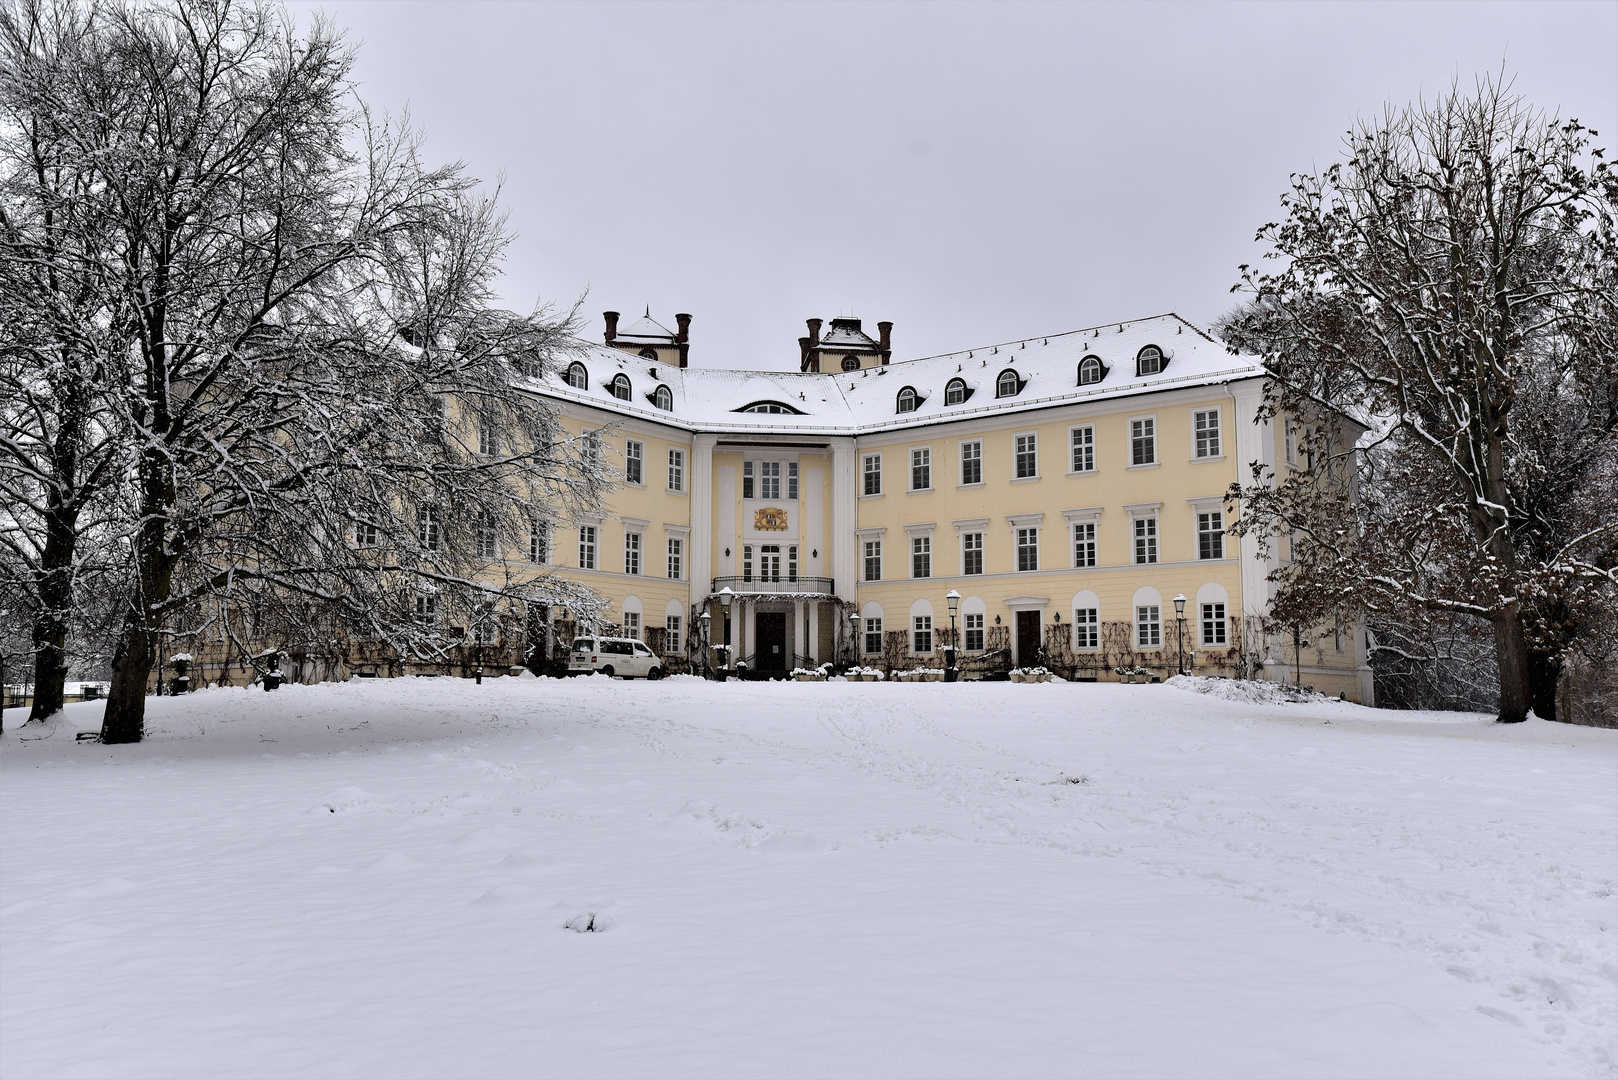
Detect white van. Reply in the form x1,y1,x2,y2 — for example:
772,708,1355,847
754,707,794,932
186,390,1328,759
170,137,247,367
567,636,665,679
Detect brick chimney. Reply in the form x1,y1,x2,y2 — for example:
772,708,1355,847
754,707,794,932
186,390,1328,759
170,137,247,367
799,336,815,372
675,313,691,367
603,311,619,343
877,320,893,365
804,318,824,373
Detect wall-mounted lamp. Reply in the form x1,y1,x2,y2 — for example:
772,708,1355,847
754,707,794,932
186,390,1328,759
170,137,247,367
811,549,818,558
724,547,731,557
994,615,1001,625
1052,611,1061,622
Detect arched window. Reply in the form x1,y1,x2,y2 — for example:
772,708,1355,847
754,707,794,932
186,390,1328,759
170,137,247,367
841,355,860,372
564,362,588,389
734,400,803,415
944,377,969,405
1078,355,1104,385
1136,345,1165,376
638,348,658,362
609,373,632,401
996,369,1021,398
896,386,919,414
651,384,673,411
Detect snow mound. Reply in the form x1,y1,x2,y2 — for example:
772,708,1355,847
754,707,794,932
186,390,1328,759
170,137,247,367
1165,674,1333,705
562,911,614,933
472,884,547,908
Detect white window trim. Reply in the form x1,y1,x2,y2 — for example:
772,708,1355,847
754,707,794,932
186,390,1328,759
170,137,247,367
1186,496,1228,561
860,453,884,498
957,439,985,488
1188,406,1226,463
1061,507,1103,569
667,447,688,494
1011,429,1040,482
1126,413,1159,470
623,438,646,487
1124,502,1162,565
619,516,651,531
908,444,934,493
1066,423,1098,476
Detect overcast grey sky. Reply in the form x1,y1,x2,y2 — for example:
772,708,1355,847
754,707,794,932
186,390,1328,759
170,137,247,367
303,1,1617,370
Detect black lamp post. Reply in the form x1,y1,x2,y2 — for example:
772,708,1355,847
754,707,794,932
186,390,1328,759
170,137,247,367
849,611,861,670
1173,593,1188,676
944,589,960,682
717,587,735,680
698,609,711,679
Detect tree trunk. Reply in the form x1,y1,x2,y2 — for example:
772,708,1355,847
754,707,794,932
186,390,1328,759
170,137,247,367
26,507,78,724
1492,609,1533,723
1526,645,1562,723
99,617,156,744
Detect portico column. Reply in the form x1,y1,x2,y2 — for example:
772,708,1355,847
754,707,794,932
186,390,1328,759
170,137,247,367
690,433,716,610
793,599,806,666
808,601,820,664
830,438,857,605
743,600,756,669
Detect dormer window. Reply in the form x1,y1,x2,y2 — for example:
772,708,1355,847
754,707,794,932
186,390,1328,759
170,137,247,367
637,348,658,362
1136,345,1165,376
841,355,860,372
651,384,673,411
944,377,970,405
565,362,588,389
1078,355,1105,385
609,373,632,401
995,369,1022,398
896,386,919,414
735,400,803,415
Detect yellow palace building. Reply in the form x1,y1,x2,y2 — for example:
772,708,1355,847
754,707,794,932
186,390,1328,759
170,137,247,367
520,309,1372,702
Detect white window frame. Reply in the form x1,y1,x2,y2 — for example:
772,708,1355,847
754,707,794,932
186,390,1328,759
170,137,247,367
1013,431,1039,481
863,617,884,655
910,446,932,492
1073,607,1100,650
861,453,882,497
912,615,934,655
787,461,799,501
963,611,985,652
1190,407,1223,461
665,525,690,580
857,527,886,582
624,439,644,485
1201,602,1228,647
623,611,641,641
578,524,597,570
905,523,936,580
1068,424,1096,474
1127,414,1158,469
954,518,988,577
1062,508,1102,569
1006,513,1042,573
529,518,550,563
665,615,682,655
1188,496,1226,561
1136,604,1162,648
1125,502,1162,566
475,511,499,559
667,447,685,493
624,530,641,575
959,439,983,486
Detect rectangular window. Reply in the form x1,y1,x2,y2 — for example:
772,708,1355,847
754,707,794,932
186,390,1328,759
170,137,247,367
1137,605,1162,648
864,617,883,655
529,519,549,563
475,512,498,559
1134,516,1158,564
1194,410,1221,458
415,595,437,624
1074,608,1099,650
912,535,931,578
583,430,601,465
625,439,643,484
862,454,882,495
623,612,641,641
1016,527,1038,572
962,532,983,575
1198,511,1225,560
578,525,597,570
1131,417,1156,466
788,545,798,583
964,612,985,652
760,460,781,500
912,615,933,654
742,544,754,582
667,448,684,492
1015,433,1038,478
863,539,882,582
667,537,683,579
418,508,439,551
759,544,781,582
354,521,377,546
478,420,498,457
960,440,982,485
1073,522,1097,567
1201,603,1227,646
624,531,641,575
1285,419,1297,465
1070,425,1095,473
787,462,799,500
911,447,931,491
665,616,681,655
742,460,755,499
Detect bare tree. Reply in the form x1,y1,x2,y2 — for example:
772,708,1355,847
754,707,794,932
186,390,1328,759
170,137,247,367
1223,75,1617,723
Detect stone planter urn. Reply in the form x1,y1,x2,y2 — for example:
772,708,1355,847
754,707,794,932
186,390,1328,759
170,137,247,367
1010,671,1026,684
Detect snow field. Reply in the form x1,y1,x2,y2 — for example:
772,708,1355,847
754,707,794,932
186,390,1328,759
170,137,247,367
2,678,1614,1078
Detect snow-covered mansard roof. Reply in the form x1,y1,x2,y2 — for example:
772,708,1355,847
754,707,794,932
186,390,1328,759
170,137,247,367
517,314,1266,435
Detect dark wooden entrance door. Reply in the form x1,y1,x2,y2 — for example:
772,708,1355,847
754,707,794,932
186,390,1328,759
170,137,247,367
755,611,787,672
1016,611,1041,666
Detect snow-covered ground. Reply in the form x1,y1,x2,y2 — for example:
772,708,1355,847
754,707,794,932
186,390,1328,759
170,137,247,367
3,677,1614,1079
